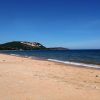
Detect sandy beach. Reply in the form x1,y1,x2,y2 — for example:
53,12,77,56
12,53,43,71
0,54,100,100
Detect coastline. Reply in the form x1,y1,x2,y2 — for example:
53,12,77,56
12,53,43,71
1,52,100,70
0,54,100,100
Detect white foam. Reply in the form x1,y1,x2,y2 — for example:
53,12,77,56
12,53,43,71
48,59,100,69
10,54,19,56
10,54,24,58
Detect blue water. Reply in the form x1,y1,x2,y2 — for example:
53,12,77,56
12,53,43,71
0,50,100,68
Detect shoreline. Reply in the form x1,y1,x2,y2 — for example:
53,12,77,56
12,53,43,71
0,54,100,100
1,53,100,70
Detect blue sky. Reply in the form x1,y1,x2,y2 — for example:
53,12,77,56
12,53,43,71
0,0,100,49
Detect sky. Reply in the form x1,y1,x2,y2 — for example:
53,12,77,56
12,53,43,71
0,0,100,49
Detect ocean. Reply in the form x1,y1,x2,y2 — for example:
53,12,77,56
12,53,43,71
0,50,100,69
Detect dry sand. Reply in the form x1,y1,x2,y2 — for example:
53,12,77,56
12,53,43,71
0,54,100,100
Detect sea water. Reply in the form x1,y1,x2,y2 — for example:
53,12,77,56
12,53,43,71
0,50,100,69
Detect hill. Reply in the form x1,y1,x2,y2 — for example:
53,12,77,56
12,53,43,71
0,41,46,50
47,47,68,50
0,41,68,50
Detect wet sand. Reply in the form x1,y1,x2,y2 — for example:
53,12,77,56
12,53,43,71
0,54,100,100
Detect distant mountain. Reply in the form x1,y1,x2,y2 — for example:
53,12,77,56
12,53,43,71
0,41,69,50
47,47,68,50
0,41,46,50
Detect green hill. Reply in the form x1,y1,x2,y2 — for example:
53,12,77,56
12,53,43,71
0,41,46,50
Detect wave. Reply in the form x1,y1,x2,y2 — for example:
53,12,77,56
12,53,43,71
9,54,100,69
10,54,30,58
48,59,100,69
10,54,20,56
10,54,43,60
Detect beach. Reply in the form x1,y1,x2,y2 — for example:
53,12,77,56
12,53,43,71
0,54,100,100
